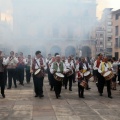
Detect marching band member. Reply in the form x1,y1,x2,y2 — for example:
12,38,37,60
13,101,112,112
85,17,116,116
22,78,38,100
48,56,55,91
64,57,74,91
46,54,52,86
79,57,91,90
111,57,118,90
5,51,18,89
15,53,19,82
93,53,103,87
98,57,113,98
117,59,120,85
26,55,32,83
50,53,66,99
61,56,66,87
0,51,6,98
71,56,76,83
17,52,26,86
2,53,8,86
31,51,46,98
76,67,85,98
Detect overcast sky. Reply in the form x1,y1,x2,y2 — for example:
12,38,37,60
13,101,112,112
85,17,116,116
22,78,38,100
97,0,120,19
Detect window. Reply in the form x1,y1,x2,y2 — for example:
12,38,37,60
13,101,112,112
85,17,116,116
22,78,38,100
108,15,112,19
100,49,103,52
115,13,119,20
115,26,119,36
106,48,112,52
108,22,112,26
108,28,112,32
100,41,103,45
115,52,119,60
115,38,118,47
100,34,103,37
108,37,111,41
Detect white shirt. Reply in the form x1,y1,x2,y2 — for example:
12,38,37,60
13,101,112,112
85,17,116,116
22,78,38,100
98,62,113,74
50,62,66,74
93,60,102,70
34,58,46,69
65,61,74,69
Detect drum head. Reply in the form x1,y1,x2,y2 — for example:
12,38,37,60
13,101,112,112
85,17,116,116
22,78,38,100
56,73,64,78
84,71,90,76
103,71,111,77
35,69,41,75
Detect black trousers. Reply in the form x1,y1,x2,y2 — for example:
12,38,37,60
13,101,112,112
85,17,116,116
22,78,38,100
15,68,19,81
49,73,54,89
65,75,73,89
8,69,17,88
97,72,111,96
33,75,44,96
72,70,76,82
47,68,51,83
18,68,24,84
78,82,84,97
54,79,62,96
0,72,5,95
26,69,31,83
4,69,7,86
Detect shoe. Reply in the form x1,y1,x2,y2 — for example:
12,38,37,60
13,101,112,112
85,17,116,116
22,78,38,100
15,86,17,88
56,95,59,99
86,88,91,90
81,96,85,98
34,95,38,97
21,84,24,86
69,89,72,91
108,96,113,99
2,94,5,98
100,93,103,96
58,95,61,97
7,87,11,89
39,94,44,98
50,88,52,91
65,86,67,89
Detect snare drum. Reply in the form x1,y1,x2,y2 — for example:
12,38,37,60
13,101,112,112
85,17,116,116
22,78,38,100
103,71,114,80
80,81,87,88
54,73,64,81
84,71,92,80
66,69,73,77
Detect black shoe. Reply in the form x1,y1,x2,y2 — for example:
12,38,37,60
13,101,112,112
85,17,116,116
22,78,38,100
86,88,91,90
15,85,17,88
56,95,59,99
69,89,72,91
34,95,38,97
100,93,103,96
108,96,113,99
58,95,61,97
21,84,24,86
2,94,5,98
7,87,11,89
69,88,72,91
50,88,53,91
39,94,44,98
65,86,67,89
81,96,85,98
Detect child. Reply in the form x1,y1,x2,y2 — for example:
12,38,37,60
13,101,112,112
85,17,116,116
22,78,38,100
76,68,85,98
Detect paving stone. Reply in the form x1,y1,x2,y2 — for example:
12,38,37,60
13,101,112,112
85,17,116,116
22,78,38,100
0,77,120,120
